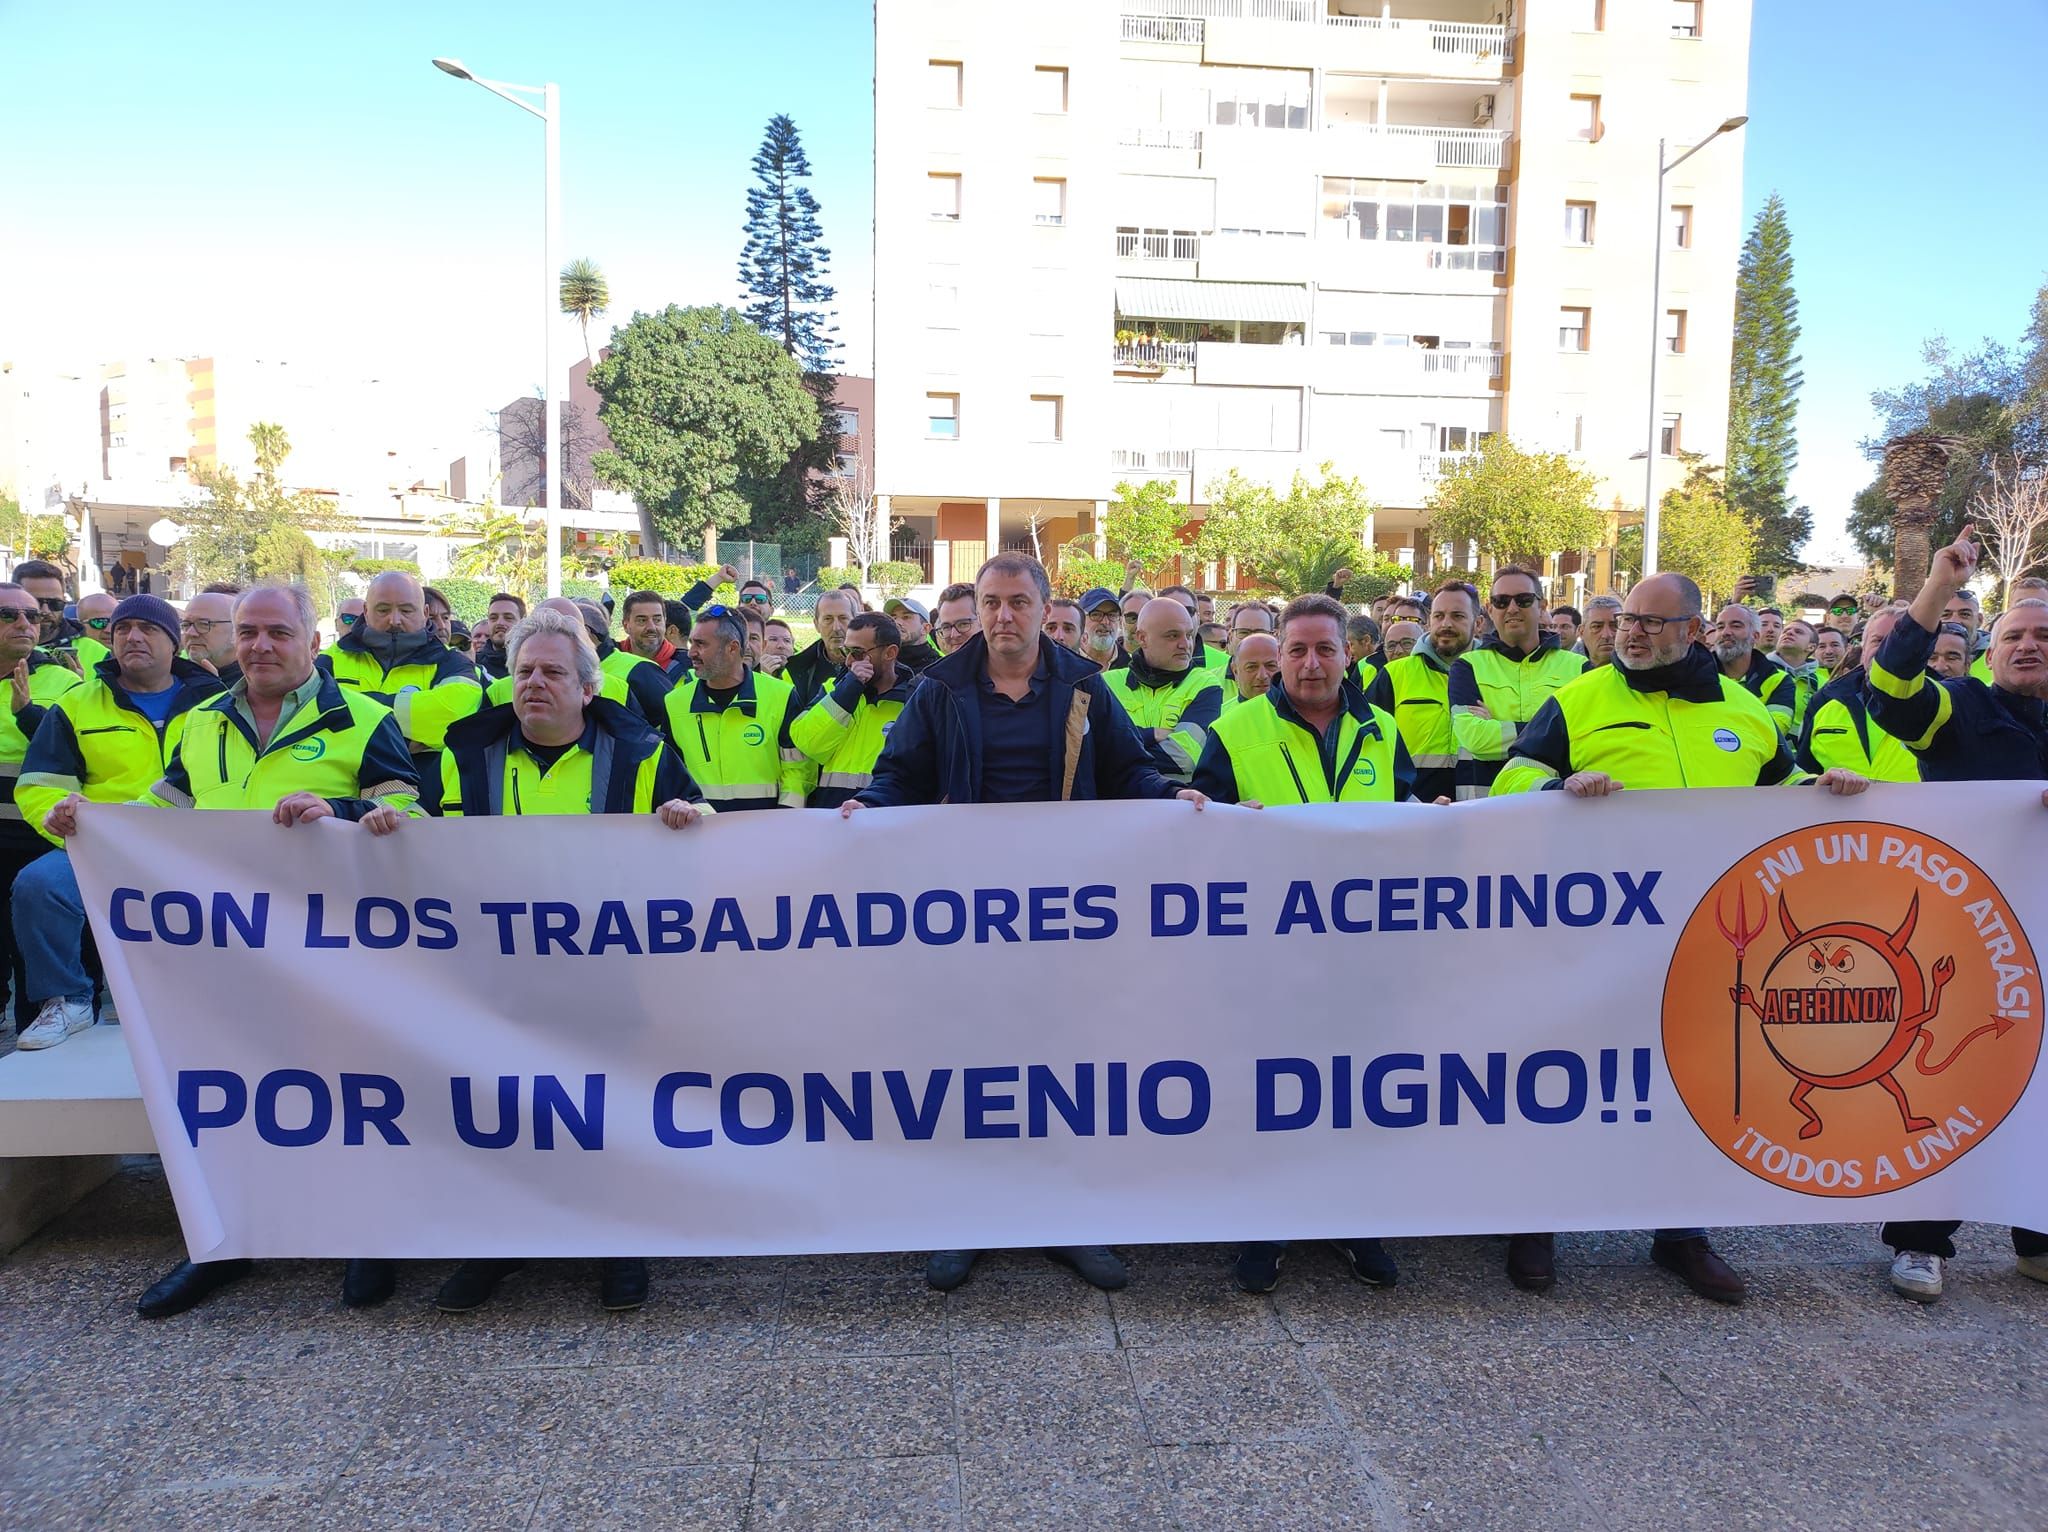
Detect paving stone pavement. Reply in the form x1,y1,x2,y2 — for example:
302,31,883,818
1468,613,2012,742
1,1161,2043,1530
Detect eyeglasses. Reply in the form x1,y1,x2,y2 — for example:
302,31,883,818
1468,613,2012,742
84,616,111,630
737,591,771,604
0,606,36,625
34,597,65,612
1490,593,1540,611
843,645,887,663
1616,613,1680,634
936,618,977,637
338,613,362,627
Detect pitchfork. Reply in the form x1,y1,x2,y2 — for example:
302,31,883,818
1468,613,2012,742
1717,888,1768,1118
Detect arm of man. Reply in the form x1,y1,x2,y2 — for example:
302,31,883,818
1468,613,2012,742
1189,729,1240,804
652,742,712,811
1155,677,1223,779
1391,732,1419,804
1492,697,1574,794
852,684,941,808
330,714,424,821
777,705,816,809
1864,613,1953,754
789,673,865,764
437,748,465,817
626,660,673,725
16,704,87,845
392,655,484,751
1091,681,1184,800
1755,726,1813,787
1365,664,1396,716
1447,656,1517,761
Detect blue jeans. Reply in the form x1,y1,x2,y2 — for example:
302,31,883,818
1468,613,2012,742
13,851,90,1007
1656,1228,1706,1241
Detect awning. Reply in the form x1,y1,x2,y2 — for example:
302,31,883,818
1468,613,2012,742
1114,278,1310,324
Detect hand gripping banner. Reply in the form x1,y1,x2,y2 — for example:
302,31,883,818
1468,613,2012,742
67,784,2046,1260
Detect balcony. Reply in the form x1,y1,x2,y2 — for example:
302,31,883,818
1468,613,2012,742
1120,13,1204,45
1313,346,1502,396
1321,16,1511,76
1120,125,1204,152
1196,339,1309,387
1115,230,1201,276
1323,123,1511,173
1112,448,1196,472
1112,340,1197,373
1313,238,1504,292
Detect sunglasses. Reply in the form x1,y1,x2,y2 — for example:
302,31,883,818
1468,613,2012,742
84,616,111,630
737,591,771,604
0,605,38,625
339,613,362,627
35,597,65,612
1490,593,1540,610
1829,604,1856,615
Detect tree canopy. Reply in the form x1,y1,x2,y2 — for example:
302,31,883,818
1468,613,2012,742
1616,459,1755,606
586,305,822,551
1192,464,1391,596
739,114,839,374
173,424,342,611
1423,437,1603,570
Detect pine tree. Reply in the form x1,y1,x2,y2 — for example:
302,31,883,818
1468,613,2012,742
1727,193,1810,573
739,115,838,372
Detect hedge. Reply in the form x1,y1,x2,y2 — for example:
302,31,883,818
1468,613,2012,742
609,558,721,598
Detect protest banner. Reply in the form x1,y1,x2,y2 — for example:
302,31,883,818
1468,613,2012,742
69,784,2046,1259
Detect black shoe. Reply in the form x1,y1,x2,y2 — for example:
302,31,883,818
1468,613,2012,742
136,1258,252,1319
435,1258,523,1313
924,1249,980,1292
1506,1233,1556,1293
1330,1238,1399,1287
342,1258,396,1308
1233,1242,1285,1294
1046,1245,1128,1291
599,1258,649,1311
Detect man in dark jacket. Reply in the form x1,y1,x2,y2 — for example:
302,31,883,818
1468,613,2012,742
784,588,858,708
1864,528,2048,1304
843,554,1205,1296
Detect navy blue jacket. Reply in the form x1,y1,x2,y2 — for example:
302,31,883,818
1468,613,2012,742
1866,614,2047,781
855,633,1184,807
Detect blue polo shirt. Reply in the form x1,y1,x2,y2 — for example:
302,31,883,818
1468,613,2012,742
976,651,1054,803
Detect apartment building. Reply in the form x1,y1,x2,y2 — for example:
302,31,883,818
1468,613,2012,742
873,0,1751,592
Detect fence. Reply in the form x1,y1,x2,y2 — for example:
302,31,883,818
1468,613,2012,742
713,539,784,589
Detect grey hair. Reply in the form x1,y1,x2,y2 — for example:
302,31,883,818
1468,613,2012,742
236,583,318,635
505,608,602,688
1585,594,1625,615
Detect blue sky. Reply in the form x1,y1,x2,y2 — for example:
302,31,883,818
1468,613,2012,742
5,1,2043,562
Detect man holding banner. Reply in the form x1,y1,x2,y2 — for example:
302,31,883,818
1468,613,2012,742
1493,571,1871,1304
844,552,1206,1295
101,584,421,1318
1864,527,2048,1301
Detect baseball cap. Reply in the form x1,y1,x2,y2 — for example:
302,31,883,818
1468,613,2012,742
884,596,930,621
1079,587,1120,614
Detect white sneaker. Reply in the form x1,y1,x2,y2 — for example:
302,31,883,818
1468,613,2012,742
16,997,94,1051
2016,1254,2048,1286
1890,1250,1944,1302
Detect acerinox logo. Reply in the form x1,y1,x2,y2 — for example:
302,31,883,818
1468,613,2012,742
1351,759,1377,787
1712,727,1741,752
289,738,327,763
1662,822,2039,1198
740,723,765,746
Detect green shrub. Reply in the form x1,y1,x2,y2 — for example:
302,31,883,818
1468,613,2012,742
348,556,420,577
869,560,923,597
816,565,863,589
427,577,497,625
608,558,720,597
1053,554,1125,599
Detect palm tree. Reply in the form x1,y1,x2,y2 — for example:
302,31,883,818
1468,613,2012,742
1881,433,1964,597
559,259,610,362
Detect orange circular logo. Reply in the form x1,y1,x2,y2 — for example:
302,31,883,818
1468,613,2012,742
1663,823,2040,1197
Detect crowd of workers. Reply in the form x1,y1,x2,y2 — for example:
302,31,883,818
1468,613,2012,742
0,527,2041,1321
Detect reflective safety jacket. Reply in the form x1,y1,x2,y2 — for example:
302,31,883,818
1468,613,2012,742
17,657,226,842
596,640,674,725
790,670,918,808
1100,659,1224,781
1447,635,1586,799
662,668,812,810
1867,613,2047,782
440,698,703,817
74,634,111,675
1727,649,1797,735
1970,652,1994,685
1796,667,1918,783
1220,686,1273,718
0,654,82,834
1345,658,1381,694
1780,660,1822,736
318,628,483,752
143,673,422,816
1194,679,1414,805
1366,643,1457,803
1494,645,1808,794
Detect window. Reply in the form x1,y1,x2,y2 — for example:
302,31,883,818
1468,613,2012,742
1033,66,1069,114
1031,177,1067,227
1668,203,1694,248
1558,307,1590,352
833,453,858,478
1318,177,1507,269
1563,201,1595,245
1568,95,1601,142
1660,412,1682,455
1568,0,1603,28
1028,394,1064,443
927,173,961,221
1671,1,1702,37
832,407,861,437
1210,70,1311,133
1663,309,1687,355
927,60,962,109
927,393,960,439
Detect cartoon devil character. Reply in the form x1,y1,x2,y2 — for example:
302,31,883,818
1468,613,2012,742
1730,892,1956,1140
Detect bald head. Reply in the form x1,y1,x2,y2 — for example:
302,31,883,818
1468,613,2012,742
182,590,237,668
1134,596,1196,672
364,571,425,634
78,592,116,625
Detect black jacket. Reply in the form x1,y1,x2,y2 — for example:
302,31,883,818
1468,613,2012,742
443,697,701,815
1866,614,2046,781
783,637,843,711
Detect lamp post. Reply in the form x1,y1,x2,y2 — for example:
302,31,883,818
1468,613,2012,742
1642,114,1747,578
433,57,565,596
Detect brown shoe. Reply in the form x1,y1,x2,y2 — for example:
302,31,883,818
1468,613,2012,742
1506,1233,1555,1292
1652,1236,1746,1305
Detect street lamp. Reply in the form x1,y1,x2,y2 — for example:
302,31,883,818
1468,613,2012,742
1642,114,1747,577
432,56,566,596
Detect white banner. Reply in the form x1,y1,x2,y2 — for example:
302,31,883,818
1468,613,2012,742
70,785,2048,1260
